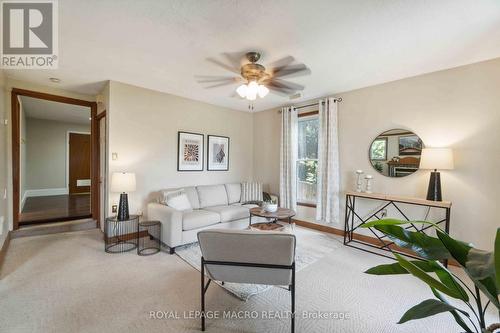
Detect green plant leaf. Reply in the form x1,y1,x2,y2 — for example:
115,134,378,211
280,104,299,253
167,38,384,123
375,225,451,260
394,254,466,300
365,260,435,275
430,288,473,333
426,261,469,302
437,230,500,310
365,260,469,301
495,228,500,290
398,299,468,324
361,218,442,231
436,230,472,266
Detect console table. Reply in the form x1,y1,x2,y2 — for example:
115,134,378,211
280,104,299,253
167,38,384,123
343,191,451,266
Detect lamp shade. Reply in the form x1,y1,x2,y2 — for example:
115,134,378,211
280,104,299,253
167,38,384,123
111,172,136,192
419,148,454,170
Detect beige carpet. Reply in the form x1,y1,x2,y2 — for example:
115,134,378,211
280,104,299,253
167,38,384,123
0,228,496,333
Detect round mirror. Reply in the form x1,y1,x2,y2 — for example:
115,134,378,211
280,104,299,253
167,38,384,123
369,129,423,177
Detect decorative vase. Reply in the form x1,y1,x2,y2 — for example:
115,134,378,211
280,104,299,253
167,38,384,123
355,170,364,192
263,203,278,212
364,175,373,194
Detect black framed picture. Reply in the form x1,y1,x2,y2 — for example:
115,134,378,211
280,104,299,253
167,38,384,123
177,131,204,171
207,135,229,171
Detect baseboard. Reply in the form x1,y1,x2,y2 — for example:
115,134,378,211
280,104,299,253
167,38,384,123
293,219,460,267
0,231,11,274
25,188,69,197
21,192,27,210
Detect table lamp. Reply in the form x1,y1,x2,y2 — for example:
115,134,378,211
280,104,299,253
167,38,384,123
111,172,136,220
419,148,454,201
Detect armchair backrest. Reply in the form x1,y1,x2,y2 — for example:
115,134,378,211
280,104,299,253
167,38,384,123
198,229,296,286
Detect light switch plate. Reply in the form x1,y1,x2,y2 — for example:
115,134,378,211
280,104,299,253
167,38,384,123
112,205,117,213
112,152,118,160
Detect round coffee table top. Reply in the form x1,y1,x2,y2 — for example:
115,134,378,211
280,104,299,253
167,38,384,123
249,207,296,219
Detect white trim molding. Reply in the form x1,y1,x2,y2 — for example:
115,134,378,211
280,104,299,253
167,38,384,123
25,188,69,198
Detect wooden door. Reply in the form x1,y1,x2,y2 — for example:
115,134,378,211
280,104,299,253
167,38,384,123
69,133,91,194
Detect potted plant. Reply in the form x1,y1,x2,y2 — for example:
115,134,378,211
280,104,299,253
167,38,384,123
263,197,278,212
360,219,499,333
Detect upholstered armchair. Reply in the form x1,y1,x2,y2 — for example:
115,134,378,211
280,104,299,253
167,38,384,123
197,229,296,332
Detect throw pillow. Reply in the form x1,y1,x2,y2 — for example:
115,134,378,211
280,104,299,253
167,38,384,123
164,190,192,211
241,182,263,204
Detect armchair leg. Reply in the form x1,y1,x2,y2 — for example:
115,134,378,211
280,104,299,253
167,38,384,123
291,262,295,333
201,257,205,331
169,247,175,255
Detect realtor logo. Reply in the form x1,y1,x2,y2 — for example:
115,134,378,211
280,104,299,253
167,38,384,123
1,0,58,68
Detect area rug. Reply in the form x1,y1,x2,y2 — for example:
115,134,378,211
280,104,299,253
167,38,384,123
175,226,341,301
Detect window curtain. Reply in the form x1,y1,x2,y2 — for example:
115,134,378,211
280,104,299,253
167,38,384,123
279,106,298,210
316,98,340,223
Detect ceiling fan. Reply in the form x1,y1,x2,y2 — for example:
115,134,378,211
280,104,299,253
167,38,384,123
197,51,311,102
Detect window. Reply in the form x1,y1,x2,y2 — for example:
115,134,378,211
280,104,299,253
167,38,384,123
370,137,387,161
296,115,318,204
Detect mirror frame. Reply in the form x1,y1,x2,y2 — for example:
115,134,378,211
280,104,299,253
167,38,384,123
368,128,424,178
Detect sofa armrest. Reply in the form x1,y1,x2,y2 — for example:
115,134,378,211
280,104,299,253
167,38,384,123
147,203,183,248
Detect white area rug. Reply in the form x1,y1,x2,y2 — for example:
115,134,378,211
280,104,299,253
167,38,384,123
175,226,341,301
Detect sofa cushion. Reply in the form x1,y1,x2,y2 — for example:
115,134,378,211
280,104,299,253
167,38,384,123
182,210,220,231
197,185,228,208
203,205,250,223
225,183,241,204
160,186,200,209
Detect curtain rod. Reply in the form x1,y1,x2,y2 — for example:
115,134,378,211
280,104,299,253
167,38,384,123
279,97,342,112
295,97,342,109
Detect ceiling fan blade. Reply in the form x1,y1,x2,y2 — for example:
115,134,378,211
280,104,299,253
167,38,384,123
266,56,295,69
221,52,247,69
206,57,240,74
271,64,311,78
195,76,242,84
203,80,240,89
265,79,304,91
267,85,294,97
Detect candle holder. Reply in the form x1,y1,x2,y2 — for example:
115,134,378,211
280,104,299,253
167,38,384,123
364,175,373,193
355,170,364,192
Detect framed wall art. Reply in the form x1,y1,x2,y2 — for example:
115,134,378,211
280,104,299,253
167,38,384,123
207,135,229,171
177,131,204,171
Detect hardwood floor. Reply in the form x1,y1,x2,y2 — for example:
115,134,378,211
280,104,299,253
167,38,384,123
20,194,91,225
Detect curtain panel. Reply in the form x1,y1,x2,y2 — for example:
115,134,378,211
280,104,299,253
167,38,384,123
279,106,298,210
316,98,340,223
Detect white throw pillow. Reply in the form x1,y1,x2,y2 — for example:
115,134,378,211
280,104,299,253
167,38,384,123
165,190,192,211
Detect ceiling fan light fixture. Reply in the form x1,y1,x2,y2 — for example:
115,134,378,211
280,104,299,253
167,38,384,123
257,85,269,98
236,84,248,98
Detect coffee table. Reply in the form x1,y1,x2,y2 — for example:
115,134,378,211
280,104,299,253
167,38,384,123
249,207,296,230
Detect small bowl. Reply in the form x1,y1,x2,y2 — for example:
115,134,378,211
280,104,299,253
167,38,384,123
263,203,278,212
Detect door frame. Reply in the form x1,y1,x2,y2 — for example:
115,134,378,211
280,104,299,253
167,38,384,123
66,131,91,194
11,88,99,230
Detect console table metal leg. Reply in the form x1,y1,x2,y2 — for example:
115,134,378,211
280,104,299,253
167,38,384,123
343,195,350,245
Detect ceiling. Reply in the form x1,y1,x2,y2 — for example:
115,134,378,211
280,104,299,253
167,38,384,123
20,96,90,125
5,0,500,112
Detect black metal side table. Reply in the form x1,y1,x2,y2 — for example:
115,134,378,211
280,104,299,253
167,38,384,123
138,220,161,256
105,215,139,253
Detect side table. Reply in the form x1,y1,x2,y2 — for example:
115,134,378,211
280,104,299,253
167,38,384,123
138,220,161,256
105,215,139,253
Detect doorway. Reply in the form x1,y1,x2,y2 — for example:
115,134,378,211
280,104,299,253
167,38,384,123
11,89,99,229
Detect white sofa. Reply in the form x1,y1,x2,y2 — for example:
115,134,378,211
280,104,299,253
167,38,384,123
147,183,269,253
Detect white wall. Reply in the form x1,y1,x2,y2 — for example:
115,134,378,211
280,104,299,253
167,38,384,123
254,58,500,250
107,81,254,217
0,71,8,247
24,118,90,193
